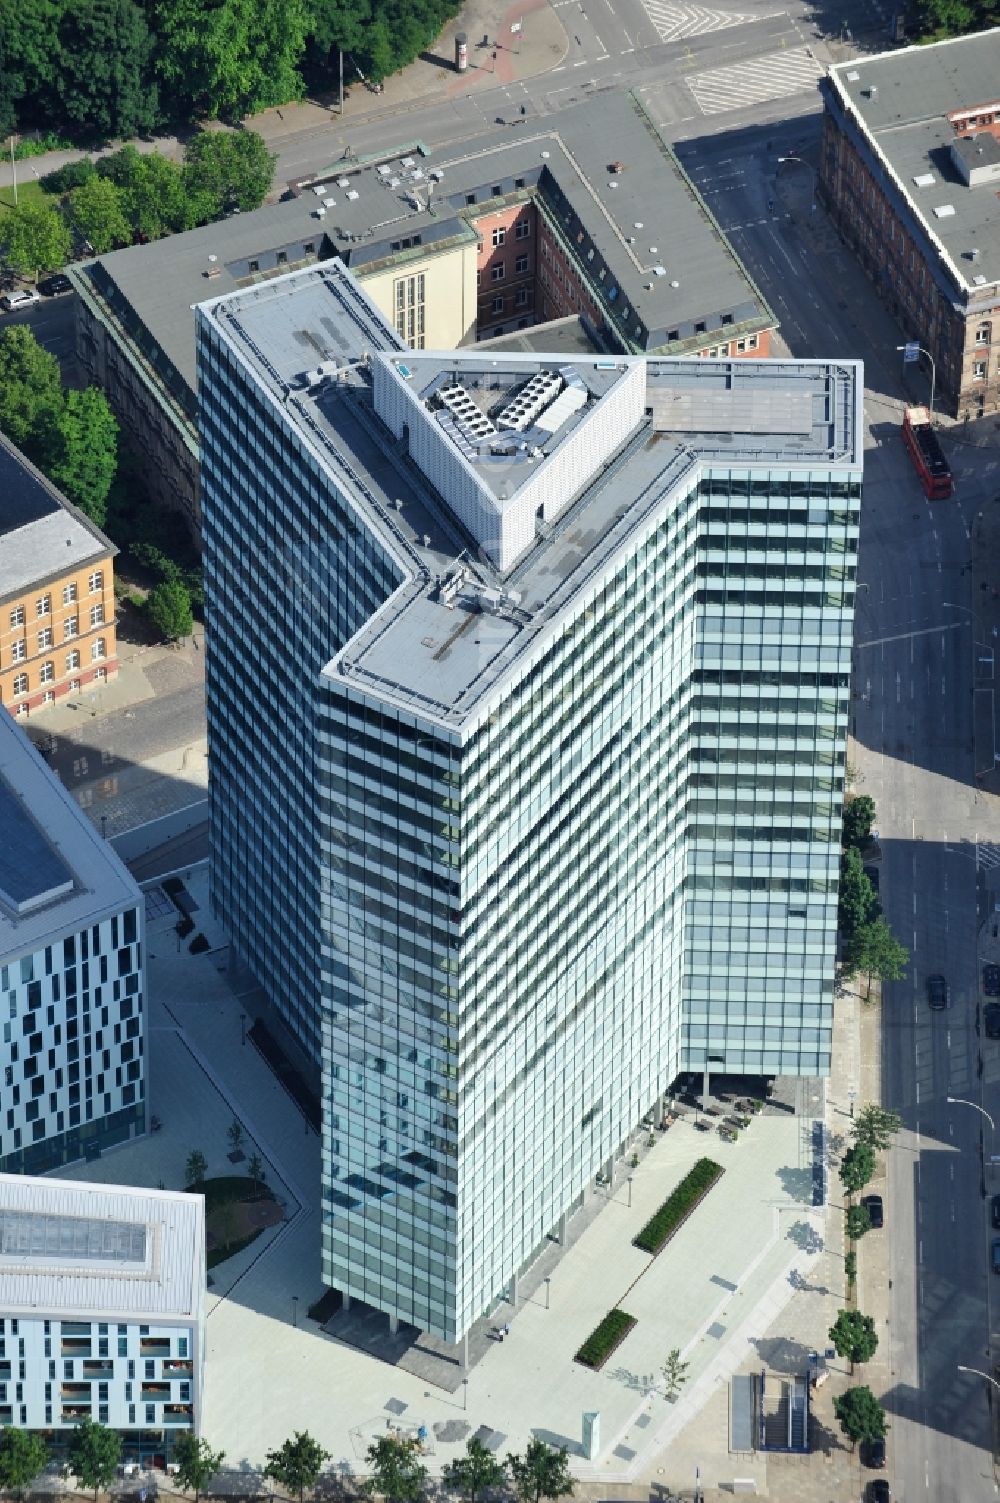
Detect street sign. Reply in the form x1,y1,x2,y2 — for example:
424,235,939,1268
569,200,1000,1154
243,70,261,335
903,341,920,363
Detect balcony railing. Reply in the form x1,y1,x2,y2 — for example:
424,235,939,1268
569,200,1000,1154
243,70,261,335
139,1341,171,1357
161,1361,192,1378
61,1406,91,1422
81,1362,114,1378
61,1340,92,1357
140,1387,171,1403
162,1407,193,1426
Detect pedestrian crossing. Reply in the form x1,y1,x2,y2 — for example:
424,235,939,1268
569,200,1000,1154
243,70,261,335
979,843,1000,871
686,45,825,116
640,0,775,43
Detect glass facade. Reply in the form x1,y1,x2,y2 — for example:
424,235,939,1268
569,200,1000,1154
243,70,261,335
198,287,859,1343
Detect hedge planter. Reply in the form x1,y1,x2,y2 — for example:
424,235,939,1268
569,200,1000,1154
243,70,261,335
632,1157,724,1255
575,1308,637,1370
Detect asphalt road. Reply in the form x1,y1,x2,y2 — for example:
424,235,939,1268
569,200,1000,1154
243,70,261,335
0,290,77,366
673,120,1000,1502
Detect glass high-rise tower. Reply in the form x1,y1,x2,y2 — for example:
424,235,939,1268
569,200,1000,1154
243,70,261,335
198,261,861,1343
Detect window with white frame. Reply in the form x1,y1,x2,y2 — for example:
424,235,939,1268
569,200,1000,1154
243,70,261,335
9,605,24,629
393,272,426,350
66,650,81,671
15,703,28,718
62,582,78,605
69,678,81,693
974,360,987,380
492,295,504,314
747,334,759,349
13,673,28,696
975,323,991,346
64,616,79,639
515,254,529,274
37,628,53,650
89,603,105,627
10,640,25,663
492,227,506,247
92,638,106,660
42,690,54,705
515,287,529,307
491,262,505,282
88,570,103,593
36,594,51,617
94,666,106,681
515,219,530,239
39,662,54,684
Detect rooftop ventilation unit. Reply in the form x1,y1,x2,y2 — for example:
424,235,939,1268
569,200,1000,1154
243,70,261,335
338,177,350,188
933,203,956,218
324,197,337,209
846,69,860,81
970,247,981,261
312,185,327,197
346,189,360,201
377,165,392,178
313,206,326,218
867,84,877,97
401,157,416,169
973,274,988,286
653,265,666,276
913,172,936,188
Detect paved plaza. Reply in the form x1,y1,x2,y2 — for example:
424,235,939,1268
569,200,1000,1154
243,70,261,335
56,863,842,1492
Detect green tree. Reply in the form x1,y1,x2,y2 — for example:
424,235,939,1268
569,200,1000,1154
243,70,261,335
185,1147,208,1187
661,1347,690,1400
506,1440,574,1503
42,157,98,194
442,1438,506,1503
154,0,310,121
832,1386,886,1450
364,1436,427,1503
852,1104,903,1153
54,0,161,140
839,1142,876,1196
182,129,276,219
839,846,878,939
829,1309,878,1373
172,1434,226,1502
0,198,71,279
846,1204,872,1241
68,1417,121,1501
265,1431,330,1502
147,579,194,640
0,325,63,451
842,795,876,850
0,1429,48,1497
69,174,132,254
247,1151,266,1199
44,386,118,526
846,917,909,995
97,146,190,239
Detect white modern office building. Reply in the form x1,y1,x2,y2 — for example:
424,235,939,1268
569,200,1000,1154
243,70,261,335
0,713,145,1176
0,1173,205,1458
198,261,861,1343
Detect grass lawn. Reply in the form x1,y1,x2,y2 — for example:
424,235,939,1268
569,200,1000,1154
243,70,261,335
0,182,52,213
195,1174,281,1269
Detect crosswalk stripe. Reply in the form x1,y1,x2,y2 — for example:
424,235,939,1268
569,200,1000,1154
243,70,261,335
639,0,776,43
686,45,824,115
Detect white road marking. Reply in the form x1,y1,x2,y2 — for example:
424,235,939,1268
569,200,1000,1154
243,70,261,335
638,0,778,43
685,45,823,115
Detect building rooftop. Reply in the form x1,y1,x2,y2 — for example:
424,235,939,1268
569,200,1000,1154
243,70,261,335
478,315,601,357
200,263,861,735
0,434,113,602
826,28,1000,295
0,711,141,962
73,94,774,405
0,1174,203,1320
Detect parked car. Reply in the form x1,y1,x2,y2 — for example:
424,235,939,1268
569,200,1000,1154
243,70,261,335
37,273,72,297
984,964,1000,996
863,1435,886,1468
0,289,40,311
986,1002,1000,1039
992,1195,1000,1229
992,1238,1000,1275
861,1193,884,1230
867,1481,890,1503
927,974,948,1010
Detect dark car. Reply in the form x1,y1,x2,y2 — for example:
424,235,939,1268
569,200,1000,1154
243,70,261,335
993,1195,1000,1229
863,1435,886,1468
38,273,72,297
992,1238,1000,1275
862,1193,884,1230
985,964,1000,996
927,974,948,1010
986,1003,1000,1039
864,864,880,894
867,1481,890,1503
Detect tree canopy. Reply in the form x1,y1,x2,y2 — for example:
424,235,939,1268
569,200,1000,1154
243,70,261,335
852,1104,903,1153
265,1431,330,1503
364,1436,427,1503
833,1386,886,1449
842,795,876,851
45,386,119,526
442,1439,505,1503
69,174,133,254
839,846,878,939
2,0,467,143
506,1440,574,1503
829,1308,878,1371
172,1435,225,1502
0,199,72,279
182,130,276,216
68,1418,121,1501
839,1142,876,1196
0,1430,49,1497
846,917,910,994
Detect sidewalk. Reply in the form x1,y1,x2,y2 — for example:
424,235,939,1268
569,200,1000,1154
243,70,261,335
0,0,568,194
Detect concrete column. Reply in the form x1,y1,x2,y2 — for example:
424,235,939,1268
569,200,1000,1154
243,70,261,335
509,1273,518,1306
702,1066,711,1114
342,1293,351,1311
558,1211,567,1244
603,1156,614,1185
656,1091,665,1125
389,1313,399,1334
462,1331,469,1369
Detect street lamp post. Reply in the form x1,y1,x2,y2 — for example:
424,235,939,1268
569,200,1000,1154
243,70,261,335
292,1295,298,1328
947,1097,995,1132
958,1363,1000,1392
896,343,937,419
544,1276,551,1310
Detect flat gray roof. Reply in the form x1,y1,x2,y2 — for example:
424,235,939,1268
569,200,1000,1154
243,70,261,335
478,315,601,357
826,29,1000,295
0,712,141,963
0,434,112,602
200,264,861,736
0,1174,203,1320
74,94,774,404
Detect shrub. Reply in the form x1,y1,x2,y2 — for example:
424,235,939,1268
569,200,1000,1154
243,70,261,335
41,159,98,194
575,1309,636,1369
633,1158,724,1255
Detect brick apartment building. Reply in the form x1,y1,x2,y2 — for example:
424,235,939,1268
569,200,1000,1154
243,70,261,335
0,434,117,719
820,30,1000,419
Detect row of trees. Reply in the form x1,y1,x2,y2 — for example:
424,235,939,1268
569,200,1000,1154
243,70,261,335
0,0,465,140
0,132,276,279
839,793,909,996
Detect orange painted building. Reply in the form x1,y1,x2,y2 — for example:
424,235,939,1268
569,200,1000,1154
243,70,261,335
0,434,118,720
